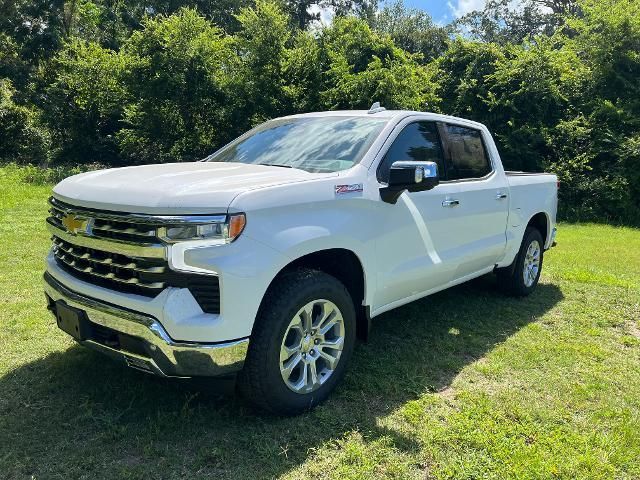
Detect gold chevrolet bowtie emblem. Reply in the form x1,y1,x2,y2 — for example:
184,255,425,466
61,214,85,234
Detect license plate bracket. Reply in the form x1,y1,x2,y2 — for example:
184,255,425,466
55,301,91,341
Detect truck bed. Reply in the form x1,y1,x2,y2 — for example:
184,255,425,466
505,171,555,177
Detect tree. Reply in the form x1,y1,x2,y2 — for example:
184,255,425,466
0,79,50,165
233,0,291,124
370,0,450,63
434,39,504,121
283,31,324,112
116,8,239,164
317,17,439,111
280,0,376,30
433,37,584,172
437,0,640,223
457,0,580,44
331,0,377,22
44,40,129,165
1,0,637,224
0,33,31,93
558,0,640,221
0,0,67,64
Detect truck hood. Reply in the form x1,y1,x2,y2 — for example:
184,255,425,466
53,162,325,214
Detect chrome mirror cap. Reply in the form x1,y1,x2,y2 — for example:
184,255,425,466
380,161,440,204
388,160,439,183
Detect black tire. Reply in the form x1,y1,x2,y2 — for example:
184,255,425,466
497,226,544,297
237,268,356,415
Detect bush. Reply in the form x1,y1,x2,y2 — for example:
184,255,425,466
0,79,50,166
44,41,129,166
115,9,239,164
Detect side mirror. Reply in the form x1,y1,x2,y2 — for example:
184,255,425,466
380,161,439,204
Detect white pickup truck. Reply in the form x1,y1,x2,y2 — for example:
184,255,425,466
44,106,557,414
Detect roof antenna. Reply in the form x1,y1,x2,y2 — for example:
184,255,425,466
368,102,386,114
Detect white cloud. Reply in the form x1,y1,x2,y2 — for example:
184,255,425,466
447,0,487,18
448,0,547,18
308,5,335,27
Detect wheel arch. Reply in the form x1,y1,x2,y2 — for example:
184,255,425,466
258,248,371,341
527,211,550,247
498,210,550,271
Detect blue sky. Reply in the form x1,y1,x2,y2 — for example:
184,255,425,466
403,0,451,23
387,0,487,24
311,0,488,26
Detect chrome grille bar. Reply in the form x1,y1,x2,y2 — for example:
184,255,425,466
55,252,165,289
46,222,166,259
52,238,165,274
92,223,156,237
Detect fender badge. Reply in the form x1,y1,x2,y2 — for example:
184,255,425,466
335,184,363,195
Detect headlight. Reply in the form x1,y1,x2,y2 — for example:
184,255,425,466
159,214,246,243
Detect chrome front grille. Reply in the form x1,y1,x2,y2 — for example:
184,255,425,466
52,236,167,292
46,197,221,313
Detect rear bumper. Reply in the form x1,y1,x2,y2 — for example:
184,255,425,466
44,273,249,377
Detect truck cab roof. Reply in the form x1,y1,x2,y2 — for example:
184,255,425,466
281,109,489,130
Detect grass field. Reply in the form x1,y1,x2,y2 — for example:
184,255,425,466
1,165,639,480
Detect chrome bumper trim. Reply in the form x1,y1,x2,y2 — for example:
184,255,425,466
43,273,248,377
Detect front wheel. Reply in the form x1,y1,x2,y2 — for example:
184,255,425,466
238,269,356,415
497,227,544,296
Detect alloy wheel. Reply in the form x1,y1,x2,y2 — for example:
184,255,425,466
279,299,345,394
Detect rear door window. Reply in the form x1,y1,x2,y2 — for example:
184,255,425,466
443,124,492,180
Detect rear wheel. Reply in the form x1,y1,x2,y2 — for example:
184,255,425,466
238,269,356,415
497,227,544,296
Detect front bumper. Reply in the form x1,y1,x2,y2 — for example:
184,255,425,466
44,273,249,377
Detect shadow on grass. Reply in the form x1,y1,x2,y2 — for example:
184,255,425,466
0,276,563,479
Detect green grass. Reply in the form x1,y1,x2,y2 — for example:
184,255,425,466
1,166,639,480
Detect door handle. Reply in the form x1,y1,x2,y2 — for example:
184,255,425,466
442,199,460,207
496,192,508,199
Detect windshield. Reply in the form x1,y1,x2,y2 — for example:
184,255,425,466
205,116,387,173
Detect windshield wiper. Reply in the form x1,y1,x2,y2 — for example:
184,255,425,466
258,163,293,168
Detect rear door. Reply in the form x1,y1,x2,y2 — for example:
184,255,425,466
437,123,509,279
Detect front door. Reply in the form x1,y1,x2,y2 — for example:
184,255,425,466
372,120,461,310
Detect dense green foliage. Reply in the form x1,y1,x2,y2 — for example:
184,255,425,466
0,79,50,164
0,0,639,223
